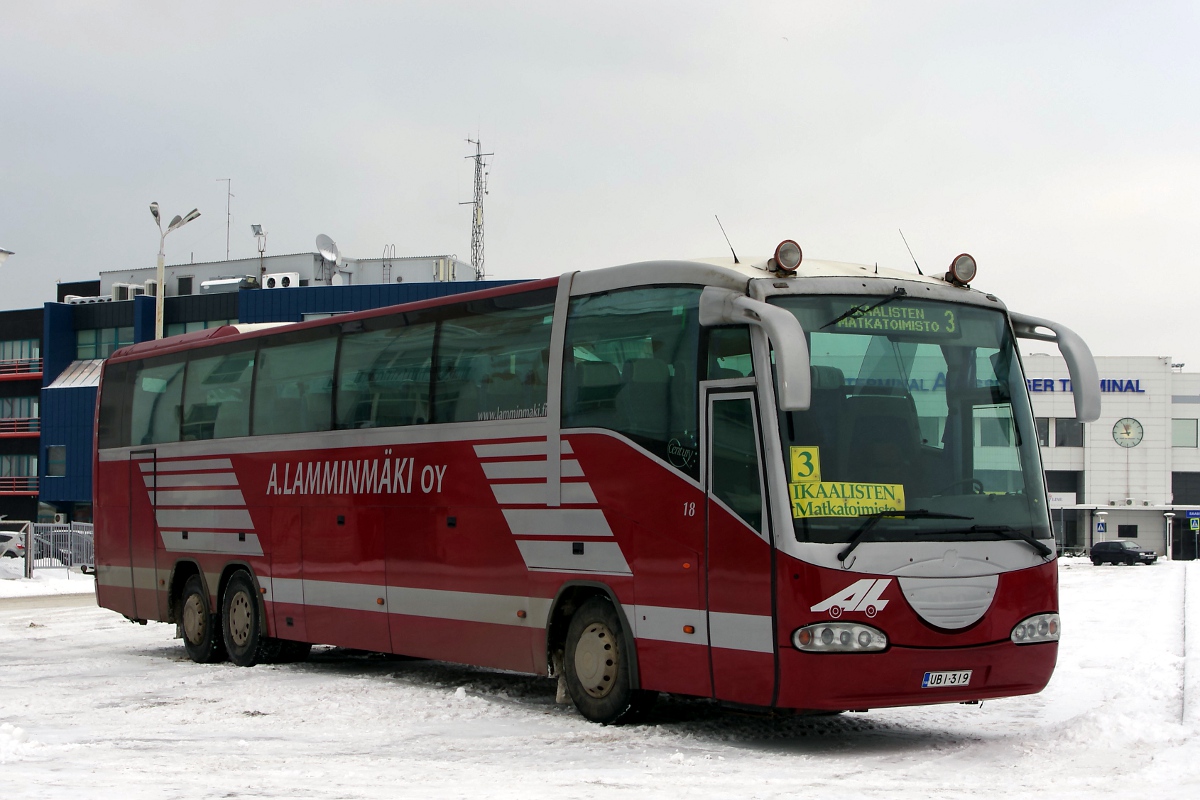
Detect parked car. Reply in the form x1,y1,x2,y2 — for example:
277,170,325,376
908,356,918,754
1090,540,1158,565
0,531,24,558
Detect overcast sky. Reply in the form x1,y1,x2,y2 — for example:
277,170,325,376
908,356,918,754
2,2,1198,367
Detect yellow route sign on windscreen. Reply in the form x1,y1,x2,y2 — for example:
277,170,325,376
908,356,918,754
789,446,822,483
789,481,906,518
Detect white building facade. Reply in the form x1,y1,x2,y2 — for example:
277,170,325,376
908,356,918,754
1023,353,1200,560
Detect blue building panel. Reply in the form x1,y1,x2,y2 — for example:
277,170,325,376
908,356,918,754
38,385,97,504
41,302,75,387
238,281,522,323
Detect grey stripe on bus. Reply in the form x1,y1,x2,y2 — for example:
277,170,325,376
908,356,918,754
144,472,240,489
501,508,613,537
140,458,234,473
154,489,247,507
155,507,255,532
473,439,574,459
159,531,264,558
708,611,776,654
515,540,632,575
482,459,585,481
490,482,597,505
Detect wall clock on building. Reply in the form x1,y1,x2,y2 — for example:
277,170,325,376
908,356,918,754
1112,417,1143,448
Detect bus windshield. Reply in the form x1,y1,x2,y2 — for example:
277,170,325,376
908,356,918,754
770,294,1051,546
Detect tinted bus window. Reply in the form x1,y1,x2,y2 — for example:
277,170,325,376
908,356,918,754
182,344,255,440
253,329,337,436
562,286,702,477
336,320,435,429
130,357,186,445
97,360,133,449
433,295,556,424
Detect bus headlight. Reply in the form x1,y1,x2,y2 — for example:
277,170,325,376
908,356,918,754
1010,613,1060,645
793,622,887,653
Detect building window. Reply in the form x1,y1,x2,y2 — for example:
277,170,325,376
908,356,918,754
1173,418,1198,448
0,396,39,419
1035,417,1050,447
1055,418,1085,448
46,446,66,477
77,327,135,359
1174,472,1200,504
178,276,194,296
0,454,37,476
0,338,41,363
1117,524,1138,538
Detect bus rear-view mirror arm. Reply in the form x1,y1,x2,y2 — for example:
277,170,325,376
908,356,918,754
699,287,811,411
1009,312,1100,423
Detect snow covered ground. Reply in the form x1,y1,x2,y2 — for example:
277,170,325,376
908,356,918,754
0,559,94,598
1,559,1198,799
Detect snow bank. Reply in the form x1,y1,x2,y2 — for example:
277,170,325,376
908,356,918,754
0,559,95,597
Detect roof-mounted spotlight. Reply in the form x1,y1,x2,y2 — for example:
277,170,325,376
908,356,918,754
770,239,803,275
945,253,977,287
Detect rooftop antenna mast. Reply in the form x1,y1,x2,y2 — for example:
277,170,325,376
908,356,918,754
898,228,924,276
217,178,233,260
460,139,493,280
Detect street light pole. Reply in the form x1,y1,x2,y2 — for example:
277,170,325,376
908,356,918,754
1164,512,1175,561
150,203,201,339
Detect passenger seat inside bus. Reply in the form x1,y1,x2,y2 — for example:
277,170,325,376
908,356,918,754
839,390,923,488
617,357,671,440
565,360,623,429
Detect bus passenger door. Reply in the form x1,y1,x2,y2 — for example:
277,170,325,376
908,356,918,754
129,450,161,620
705,392,776,706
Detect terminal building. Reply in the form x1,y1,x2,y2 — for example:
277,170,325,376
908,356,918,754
1024,354,1200,560
0,256,1197,561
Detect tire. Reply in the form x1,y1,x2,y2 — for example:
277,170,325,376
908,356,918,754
221,571,279,667
180,575,224,663
1091,558,1102,566
563,596,655,724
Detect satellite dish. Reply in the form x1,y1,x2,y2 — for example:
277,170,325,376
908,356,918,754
316,234,340,265
331,272,345,286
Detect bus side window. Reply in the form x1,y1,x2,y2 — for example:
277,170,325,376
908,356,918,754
335,320,434,430
130,357,186,445
561,287,702,478
253,330,337,436
432,297,555,424
181,345,254,441
97,361,134,449
706,327,754,379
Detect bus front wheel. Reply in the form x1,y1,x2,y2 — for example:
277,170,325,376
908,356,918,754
181,575,224,663
563,597,654,724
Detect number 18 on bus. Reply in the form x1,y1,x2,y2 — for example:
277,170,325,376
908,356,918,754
92,240,1097,723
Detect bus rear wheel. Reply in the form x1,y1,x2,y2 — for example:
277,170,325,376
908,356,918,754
222,571,277,667
181,575,224,663
563,597,654,724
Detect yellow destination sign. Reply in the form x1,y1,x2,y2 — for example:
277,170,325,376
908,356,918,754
789,481,906,518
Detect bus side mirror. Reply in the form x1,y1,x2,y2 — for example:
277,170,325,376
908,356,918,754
1010,312,1100,423
699,287,811,411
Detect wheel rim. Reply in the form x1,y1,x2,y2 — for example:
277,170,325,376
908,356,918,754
182,593,207,645
228,590,253,647
574,621,619,699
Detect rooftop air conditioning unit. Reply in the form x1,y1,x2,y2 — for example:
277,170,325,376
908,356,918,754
263,272,300,289
1125,498,1134,506
144,279,159,297
112,283,146,301
53,513,67,524
64,295,112,305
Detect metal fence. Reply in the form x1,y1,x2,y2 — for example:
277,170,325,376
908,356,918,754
30,523,94,571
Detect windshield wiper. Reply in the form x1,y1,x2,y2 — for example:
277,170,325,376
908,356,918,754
837,509,972,562
921,525,1053,558
820,287,908,330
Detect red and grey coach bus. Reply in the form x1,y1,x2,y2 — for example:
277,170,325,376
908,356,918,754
93,242,1099,723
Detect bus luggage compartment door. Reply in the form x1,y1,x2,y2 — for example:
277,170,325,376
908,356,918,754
704,392,777,707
